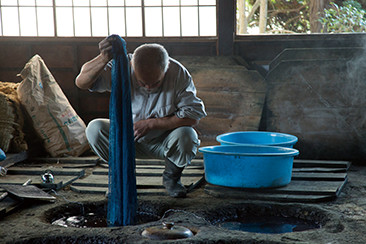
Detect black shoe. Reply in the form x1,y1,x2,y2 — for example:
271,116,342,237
162,160,187,198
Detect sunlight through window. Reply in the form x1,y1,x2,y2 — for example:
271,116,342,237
0,0,216,37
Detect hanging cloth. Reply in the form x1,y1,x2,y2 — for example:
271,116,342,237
107,35,137,226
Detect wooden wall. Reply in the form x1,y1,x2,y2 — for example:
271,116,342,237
0,37,217,124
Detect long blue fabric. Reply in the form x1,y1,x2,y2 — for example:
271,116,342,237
107,35,137,226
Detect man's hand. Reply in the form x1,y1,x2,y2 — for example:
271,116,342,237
134,119,154,141
98,36,116,62
75,36,117,89
133,116,198,142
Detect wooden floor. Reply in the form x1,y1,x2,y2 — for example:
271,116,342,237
0,153,350,214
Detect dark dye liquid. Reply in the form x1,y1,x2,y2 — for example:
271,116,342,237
52,212,107,228
219,215,320,234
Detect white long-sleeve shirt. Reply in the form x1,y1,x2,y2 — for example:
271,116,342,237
90,55,207,142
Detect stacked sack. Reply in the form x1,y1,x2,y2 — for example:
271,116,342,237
0,81,28,153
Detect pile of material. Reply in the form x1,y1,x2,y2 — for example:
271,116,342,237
0,54,90,158
0,81,28,153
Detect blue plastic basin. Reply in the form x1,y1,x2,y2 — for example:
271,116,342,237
216,131,298,148
199,145,299,188
0,148,5,161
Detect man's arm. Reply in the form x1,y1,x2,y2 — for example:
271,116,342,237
133,116,198,142
75,37,114,90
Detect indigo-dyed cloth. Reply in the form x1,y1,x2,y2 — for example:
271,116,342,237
107,35,137,226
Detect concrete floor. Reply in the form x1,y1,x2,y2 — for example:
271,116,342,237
1,164,366,244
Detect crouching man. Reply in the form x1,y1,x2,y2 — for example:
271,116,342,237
75,36,206,198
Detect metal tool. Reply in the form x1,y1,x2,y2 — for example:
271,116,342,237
41,169,54,184
0,166,7,176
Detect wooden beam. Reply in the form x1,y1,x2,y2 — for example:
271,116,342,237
217,0,235,56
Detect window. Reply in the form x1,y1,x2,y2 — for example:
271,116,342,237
0,0,216,37
236,0,366,35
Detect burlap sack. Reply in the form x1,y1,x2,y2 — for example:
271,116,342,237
0,92,15,152
17,54,89,157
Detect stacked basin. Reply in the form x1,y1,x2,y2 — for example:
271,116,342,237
199,131,299,188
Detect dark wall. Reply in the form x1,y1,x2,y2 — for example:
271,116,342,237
2,33,366,124
235,33,366,65
0,37,217,123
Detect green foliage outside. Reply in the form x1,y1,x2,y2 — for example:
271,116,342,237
319,1,366,33
240,0,366,34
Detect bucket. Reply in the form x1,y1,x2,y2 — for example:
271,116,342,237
198,145,299,188
216,131,298,148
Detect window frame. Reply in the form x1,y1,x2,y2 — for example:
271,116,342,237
0,0,217,38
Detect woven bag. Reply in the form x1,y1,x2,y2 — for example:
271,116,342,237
0,92,15,152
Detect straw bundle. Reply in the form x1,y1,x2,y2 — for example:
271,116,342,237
0,81,28,152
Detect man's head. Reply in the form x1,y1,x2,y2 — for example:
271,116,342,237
131,43,169,90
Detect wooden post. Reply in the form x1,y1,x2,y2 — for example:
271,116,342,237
259,0,267,33
217,0,235,55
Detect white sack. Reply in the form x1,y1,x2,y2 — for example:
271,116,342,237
17,54,89,157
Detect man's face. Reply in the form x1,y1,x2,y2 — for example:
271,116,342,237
134,67,165,91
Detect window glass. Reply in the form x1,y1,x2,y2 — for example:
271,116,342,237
145,0,161,6
125,7,143,36
19,0,35,6
2,7,19,36
19,7,37,36
74,7,91,36
181,0,198,6
199,6,216,36
55,0,72,6
163,6,180,36
1,0,18,6
109,7,126,36
56,7,74,36
108,0,124,7
91,7,108,36
145,7,162,36
163,0,179,6
73,0,89,7
181,7,198,36
0,0,217,37
37,7,54,36
36,0,53,6
199,0,215,5
90,0,107,7
125,0,141,7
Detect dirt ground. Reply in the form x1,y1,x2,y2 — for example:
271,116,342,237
1,164,366,244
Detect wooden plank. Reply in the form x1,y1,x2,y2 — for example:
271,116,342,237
205,176,348,203
6,167,85,176
204,185,336,203
0,151,28,168
291,172,347,181
293,160,351,170
135,159,204,167
292,167,347,173
72,174,203,188
30,156,100,165
70,185,167,195
0,185,56,201
205,179,347,196
0,193,23,218
0,175,79,190
92,166,204,177
70,185,107,194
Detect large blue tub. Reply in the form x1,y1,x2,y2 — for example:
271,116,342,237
216,131,298,148
199,145,299,188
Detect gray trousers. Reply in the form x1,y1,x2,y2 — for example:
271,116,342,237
85,118,199,167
